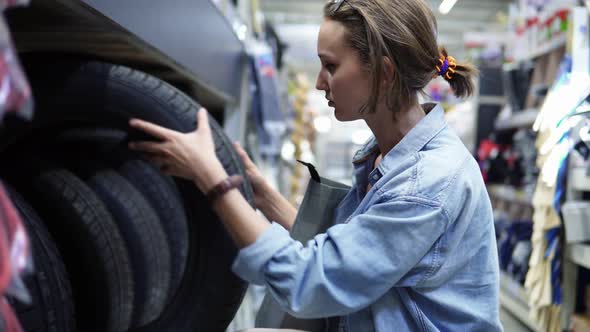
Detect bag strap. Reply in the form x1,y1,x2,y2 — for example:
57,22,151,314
296,160,321,183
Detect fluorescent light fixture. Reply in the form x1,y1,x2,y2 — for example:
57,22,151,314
439,0,458,15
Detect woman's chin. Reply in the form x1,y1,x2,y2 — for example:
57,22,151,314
334,110,357,122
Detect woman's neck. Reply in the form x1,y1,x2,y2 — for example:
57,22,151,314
364,103,426,158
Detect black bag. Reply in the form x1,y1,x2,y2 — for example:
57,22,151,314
256,161,351,332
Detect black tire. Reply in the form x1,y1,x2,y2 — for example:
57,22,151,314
4,185,76,332
84,169,171,328
50,128,188,301
8,168,135,332
118,159,188,299
12,60,254,331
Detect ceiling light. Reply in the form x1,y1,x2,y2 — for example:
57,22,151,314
439,0,458,15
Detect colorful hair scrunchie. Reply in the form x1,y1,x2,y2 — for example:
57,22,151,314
435,55,457,81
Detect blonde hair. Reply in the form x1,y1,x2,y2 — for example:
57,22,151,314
324,0,478,115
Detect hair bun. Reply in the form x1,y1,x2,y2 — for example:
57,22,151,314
437,47,478,97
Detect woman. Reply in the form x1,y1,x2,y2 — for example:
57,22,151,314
129,0,502,331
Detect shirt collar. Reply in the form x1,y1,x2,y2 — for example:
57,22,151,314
352,103,447,167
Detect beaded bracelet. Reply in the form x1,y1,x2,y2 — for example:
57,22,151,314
206,175,244,204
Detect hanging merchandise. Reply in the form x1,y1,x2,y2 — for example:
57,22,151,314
282,73,315,205
0,1,33,331
0,1,32,123
526,14,590,326
497,221,533,283
0,182,31,332
289,90,308,204
248,40,287,157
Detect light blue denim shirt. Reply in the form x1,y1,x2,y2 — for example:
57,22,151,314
233,103,502,332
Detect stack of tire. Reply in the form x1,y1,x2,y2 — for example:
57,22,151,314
1,61,254,332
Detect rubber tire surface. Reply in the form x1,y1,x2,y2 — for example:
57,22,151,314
85,169,171,328
15,168,134,332
118,159,188,299
5,186,76,332
48,129,188,302
16,60,255,331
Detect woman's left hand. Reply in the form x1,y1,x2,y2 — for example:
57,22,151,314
128,108,228,192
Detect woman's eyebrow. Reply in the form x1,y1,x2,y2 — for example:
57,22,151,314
318,52,334,60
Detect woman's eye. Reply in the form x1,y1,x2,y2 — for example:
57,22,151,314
325,64,335,73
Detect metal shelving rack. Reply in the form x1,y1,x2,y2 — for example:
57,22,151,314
487,7,588,330
561,153,590,330
499,271,541,331
494,108,540,131
514,34,568,63
489,106,590,332
488,184,537,330
566,243,590,270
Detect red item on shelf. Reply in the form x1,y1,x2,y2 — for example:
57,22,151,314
0,16,33,123
0,1,29,10
526,17,539,28
477,139,500,161
0,182,30,332
0,2,32,331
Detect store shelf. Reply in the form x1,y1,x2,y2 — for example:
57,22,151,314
487,184,533,206
569,167,590,192
499,271,540,331
566,243,590,269
494,109,539,131
515,35,568,62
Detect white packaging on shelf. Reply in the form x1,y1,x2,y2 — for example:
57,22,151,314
562,200,590,243
571,6,590,75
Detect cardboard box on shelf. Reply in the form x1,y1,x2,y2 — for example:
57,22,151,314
545,46,566,86
570,314,590,332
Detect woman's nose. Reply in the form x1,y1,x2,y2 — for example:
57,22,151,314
315,73,328,91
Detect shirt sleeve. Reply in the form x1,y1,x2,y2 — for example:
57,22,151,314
232,197,449,318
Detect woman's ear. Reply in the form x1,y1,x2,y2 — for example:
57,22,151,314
382,57,395,84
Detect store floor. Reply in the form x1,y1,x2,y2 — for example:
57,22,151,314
500,307,532,332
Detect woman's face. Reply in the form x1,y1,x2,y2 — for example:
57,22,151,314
316,19,372,122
